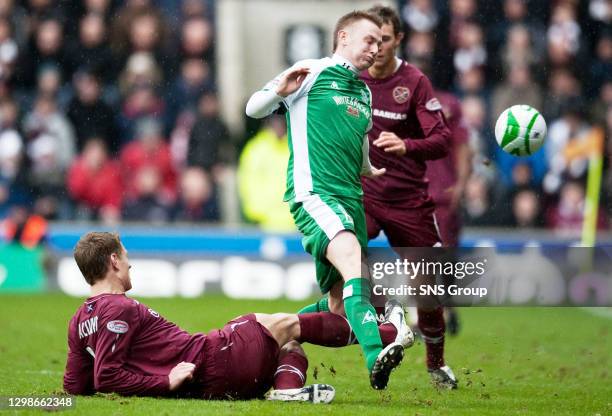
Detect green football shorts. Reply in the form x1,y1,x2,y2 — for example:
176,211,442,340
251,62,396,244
289,194,367,293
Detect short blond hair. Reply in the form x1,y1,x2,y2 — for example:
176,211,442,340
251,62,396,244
333,10,383,52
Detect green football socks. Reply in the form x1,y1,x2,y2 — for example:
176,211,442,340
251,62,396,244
343,278,383,371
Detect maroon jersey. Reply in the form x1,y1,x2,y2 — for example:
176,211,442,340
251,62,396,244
63,293,206,396
360,60,450,204
426,91,469,205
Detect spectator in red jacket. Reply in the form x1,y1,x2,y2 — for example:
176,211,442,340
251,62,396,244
67,138,122,224
120,117,177,205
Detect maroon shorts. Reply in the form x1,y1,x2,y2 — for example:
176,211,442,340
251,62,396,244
433,203,461,247
198,314,280,400
365,197,441,247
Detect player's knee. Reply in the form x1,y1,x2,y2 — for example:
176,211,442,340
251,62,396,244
274,313,300,335
328,231,361,259
328,296,345,315
280,340,305,356
274,312,296,325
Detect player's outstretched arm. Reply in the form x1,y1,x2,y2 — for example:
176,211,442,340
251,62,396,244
245,67,310,118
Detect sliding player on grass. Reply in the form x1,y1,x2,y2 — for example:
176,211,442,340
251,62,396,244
63,232,409,402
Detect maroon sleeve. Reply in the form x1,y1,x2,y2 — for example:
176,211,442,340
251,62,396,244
63,318,95,395
403,76,451,160
93,303,170,396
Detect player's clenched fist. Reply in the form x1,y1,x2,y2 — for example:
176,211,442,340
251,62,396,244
168,361,196,391
275,67,310,97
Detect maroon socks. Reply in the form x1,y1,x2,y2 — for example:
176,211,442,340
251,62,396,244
273,350,308,389
417,307,445,370
297,312,398,347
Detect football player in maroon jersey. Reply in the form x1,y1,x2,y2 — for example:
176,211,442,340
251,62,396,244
64,232,410,401
360,5,457,389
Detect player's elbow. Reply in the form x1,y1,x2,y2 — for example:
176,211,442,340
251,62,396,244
63,380,79,395
246,90,282,119
245,95,266,119
438,142,451,159
64,378,93,396
94,368,117,393
432,129,452,160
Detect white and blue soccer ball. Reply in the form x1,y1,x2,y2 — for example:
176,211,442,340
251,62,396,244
495,105,547,156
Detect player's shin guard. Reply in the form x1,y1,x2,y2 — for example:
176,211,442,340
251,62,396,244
343,278,383,371
297,297,330,314
274,351,308,390
418,306,446,370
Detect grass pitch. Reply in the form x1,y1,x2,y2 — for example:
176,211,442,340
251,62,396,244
0,294,609,415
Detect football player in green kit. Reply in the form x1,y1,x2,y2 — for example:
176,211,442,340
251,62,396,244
246,10,408,390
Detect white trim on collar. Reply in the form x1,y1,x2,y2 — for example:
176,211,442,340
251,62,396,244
332,53,359,74
394,57,403,72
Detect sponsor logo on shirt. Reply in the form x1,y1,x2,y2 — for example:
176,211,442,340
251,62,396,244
107,320,129,334
332,95,371,118
78,316,98,339
425,97,442,111
392,86,410,104
330,81,339,89
148,308,159,318
372,108,407,120
346,106,359,118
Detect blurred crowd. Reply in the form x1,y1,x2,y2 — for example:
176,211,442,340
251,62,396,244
399,0,611,236
0,0,610,238
0,0,225,227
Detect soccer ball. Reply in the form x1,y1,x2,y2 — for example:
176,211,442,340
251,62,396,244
495,105,547,156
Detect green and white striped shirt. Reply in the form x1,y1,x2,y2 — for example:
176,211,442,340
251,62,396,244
247,54,374,202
